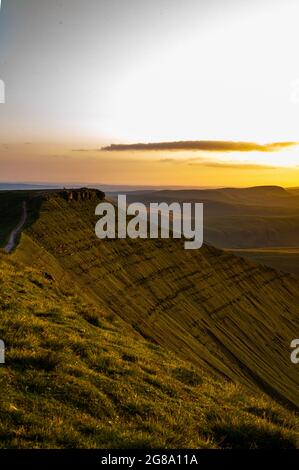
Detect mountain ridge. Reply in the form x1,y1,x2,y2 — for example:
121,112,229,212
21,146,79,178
3,189,298,411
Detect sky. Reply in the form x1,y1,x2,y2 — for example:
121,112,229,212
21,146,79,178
0,0,299,186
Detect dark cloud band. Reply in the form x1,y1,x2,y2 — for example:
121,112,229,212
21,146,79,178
102,141,297,152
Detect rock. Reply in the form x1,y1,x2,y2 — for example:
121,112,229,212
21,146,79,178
61,188,105,203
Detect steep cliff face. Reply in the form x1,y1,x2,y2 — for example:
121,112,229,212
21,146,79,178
11,191,299,411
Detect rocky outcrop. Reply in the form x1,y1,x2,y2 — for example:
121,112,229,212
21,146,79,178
61,188,105,203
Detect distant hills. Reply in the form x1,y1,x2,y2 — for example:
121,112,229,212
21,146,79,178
121,185,299,213
0,183,59,191
0,182,213,192
110,186,299,274
288,187,299,196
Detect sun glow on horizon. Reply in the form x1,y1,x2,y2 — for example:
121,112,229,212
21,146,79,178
210,147,299,169
1,1,299,186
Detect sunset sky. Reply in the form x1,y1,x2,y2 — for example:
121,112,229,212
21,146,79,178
0,0,299,186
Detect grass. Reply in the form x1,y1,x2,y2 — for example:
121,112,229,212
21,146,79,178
0,189,299,448
0,254,298,449
10,192,299,412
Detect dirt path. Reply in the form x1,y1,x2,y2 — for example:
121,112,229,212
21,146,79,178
4,201,28,253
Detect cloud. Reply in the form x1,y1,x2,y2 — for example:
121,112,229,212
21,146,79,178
72,148,104,153
101,140,298,152
158,158,186,164
158,156,279,170
188,161,279,170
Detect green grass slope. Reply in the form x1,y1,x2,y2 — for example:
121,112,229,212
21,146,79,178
0,254,298,449
7,191,299,413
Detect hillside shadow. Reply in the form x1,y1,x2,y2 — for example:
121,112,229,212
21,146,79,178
0,191,44,250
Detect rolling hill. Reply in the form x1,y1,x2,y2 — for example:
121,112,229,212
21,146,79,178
113,186,299,273
287,188,299,197
0,188,299,448
120,186,299,212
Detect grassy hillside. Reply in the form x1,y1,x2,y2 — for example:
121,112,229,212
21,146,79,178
0,254,298,449
0,190,48,250
0,191,27,249
230,248,299,276
1,189,299,448
6,191,299,413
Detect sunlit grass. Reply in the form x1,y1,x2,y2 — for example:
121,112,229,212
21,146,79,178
0,255,298,449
